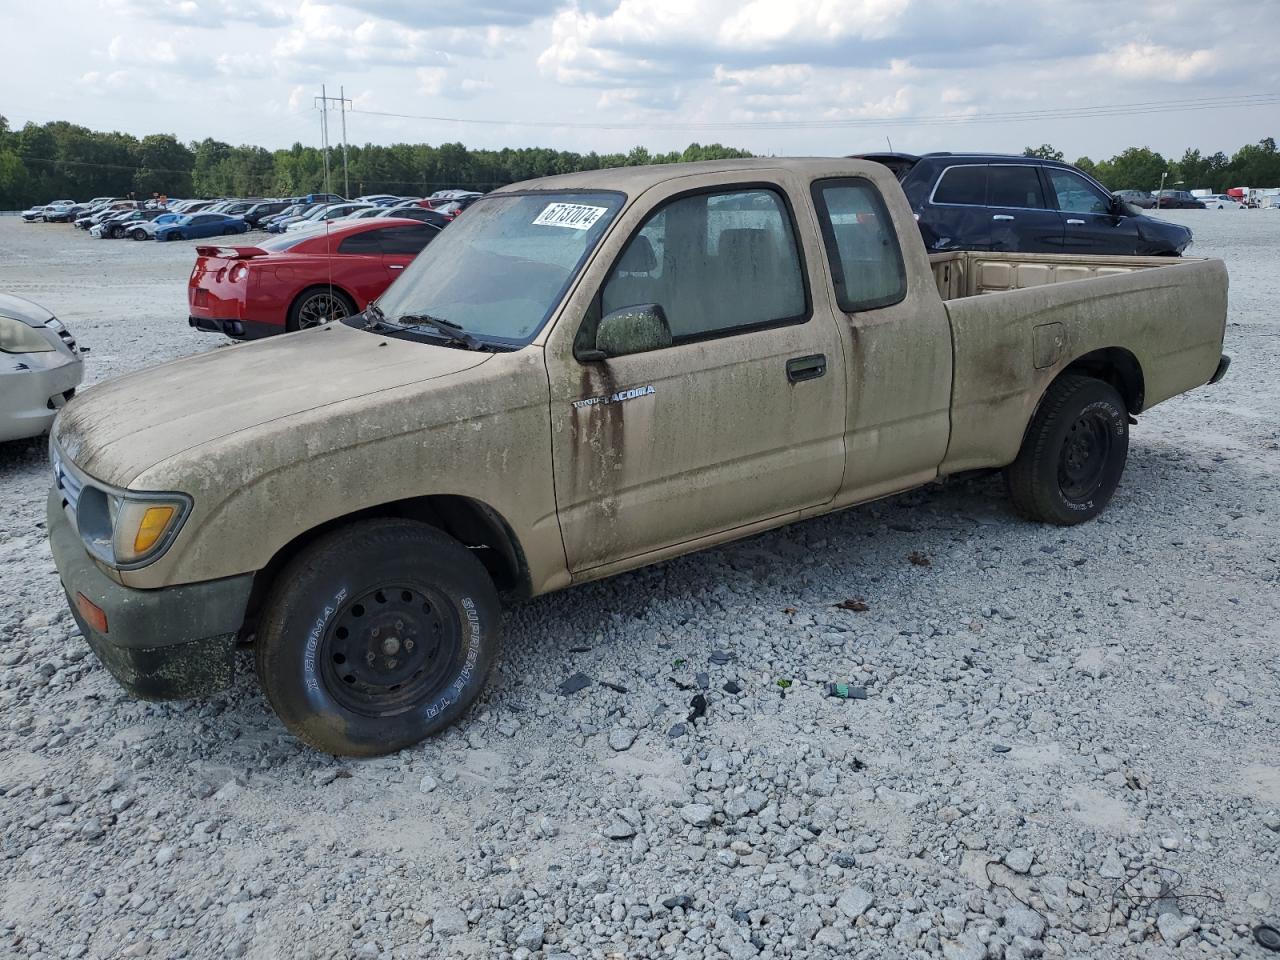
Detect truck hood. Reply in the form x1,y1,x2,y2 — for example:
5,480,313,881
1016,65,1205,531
53,322,492,486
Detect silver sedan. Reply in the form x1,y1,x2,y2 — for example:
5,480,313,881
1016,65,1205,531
0,293,85,443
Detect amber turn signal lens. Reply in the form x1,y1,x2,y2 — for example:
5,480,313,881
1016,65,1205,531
133,505,176,554
75,592,108,634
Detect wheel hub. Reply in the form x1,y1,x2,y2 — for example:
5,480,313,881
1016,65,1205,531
1058,413,1112,501
320,584,458,716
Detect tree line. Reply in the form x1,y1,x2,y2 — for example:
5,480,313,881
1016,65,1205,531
0,115,751,208
1023,139,1280,193
2,113,1276,208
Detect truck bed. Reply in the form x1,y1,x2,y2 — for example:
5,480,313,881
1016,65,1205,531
930,250,1188,300
934,251,1228,474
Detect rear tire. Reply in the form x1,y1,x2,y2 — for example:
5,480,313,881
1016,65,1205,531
287,287,355,331
255,519,502,756
1004,375,1129,525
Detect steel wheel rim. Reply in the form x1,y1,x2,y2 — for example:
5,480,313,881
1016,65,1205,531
298,292,349,328
1058,412,1112,502
319,582,462,717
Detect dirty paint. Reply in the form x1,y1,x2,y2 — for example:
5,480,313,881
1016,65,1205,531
47,158,1229,614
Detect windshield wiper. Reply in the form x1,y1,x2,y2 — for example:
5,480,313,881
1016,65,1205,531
361,302,425,336
361,303,493,351
396,313,485,351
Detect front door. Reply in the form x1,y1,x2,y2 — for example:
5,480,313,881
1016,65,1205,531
544,179,847,574
1046,167,1142,254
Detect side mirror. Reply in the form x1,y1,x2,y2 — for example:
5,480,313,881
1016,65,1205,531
1112,196,1139,217
583,304,672,360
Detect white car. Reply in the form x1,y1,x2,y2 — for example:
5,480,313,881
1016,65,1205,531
285,202,376,231
0,293,85,443
20,205,48,222
125,219,163,240
1199,194,1244,209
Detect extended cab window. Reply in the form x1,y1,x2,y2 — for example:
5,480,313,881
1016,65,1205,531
987,165,1047,209
812,179,907,312
601,188,806,342
1048,169,1111,214
932,165,987,205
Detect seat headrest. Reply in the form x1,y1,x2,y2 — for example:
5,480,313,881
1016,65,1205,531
617,235,657,273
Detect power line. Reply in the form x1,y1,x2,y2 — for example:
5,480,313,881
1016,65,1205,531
349,92,1280,132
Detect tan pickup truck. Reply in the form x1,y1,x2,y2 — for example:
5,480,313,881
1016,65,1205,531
47,158,1229,755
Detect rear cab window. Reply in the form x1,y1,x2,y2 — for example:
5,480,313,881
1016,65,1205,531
811,179,907,312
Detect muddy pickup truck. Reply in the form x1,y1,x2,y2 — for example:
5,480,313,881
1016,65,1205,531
46,158,1230,756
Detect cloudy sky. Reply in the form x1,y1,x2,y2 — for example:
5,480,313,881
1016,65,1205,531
4,0,1277,160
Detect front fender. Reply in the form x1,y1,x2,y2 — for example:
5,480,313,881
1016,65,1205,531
120,349,570,597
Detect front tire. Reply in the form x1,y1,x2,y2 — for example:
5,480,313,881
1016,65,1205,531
1004,375,1129,525
255,520,502,756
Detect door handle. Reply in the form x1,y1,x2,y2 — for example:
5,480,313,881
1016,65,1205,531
992,214,1015,221
786,354,826,383
388,263,405,270
1066,218,1085,225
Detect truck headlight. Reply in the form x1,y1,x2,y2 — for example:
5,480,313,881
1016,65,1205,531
0,316,55,354
74,485,192,568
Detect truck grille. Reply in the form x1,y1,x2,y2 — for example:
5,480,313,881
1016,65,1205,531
51,444,84,516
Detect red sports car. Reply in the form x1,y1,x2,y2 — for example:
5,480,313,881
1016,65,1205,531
187,218,441,339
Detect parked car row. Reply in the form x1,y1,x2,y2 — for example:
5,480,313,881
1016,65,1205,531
21,189,478,244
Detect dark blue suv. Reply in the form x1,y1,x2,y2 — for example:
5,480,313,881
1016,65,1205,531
856,152,1192,256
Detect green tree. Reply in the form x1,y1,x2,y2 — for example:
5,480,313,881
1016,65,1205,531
1023,144,1064,161
133,134,194,197
1104,147,1169,191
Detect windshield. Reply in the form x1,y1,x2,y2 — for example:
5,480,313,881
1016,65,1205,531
374,190,623,345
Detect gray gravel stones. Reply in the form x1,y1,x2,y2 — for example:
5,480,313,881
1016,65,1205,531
1003,847,1033,874
431,907,468,937
1003,905,1046,940
607,727,637,751
836,885,874,919
0,214,1275,959
514,922,545,950
678,803,714,826
1157,911,1199,945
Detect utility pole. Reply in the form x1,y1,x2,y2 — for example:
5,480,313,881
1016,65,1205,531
314,86,352,197
339,85,350,199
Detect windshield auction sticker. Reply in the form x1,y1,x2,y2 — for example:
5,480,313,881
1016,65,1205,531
532,202,609,230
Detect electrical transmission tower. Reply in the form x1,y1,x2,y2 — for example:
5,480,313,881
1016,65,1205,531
314,85,352,198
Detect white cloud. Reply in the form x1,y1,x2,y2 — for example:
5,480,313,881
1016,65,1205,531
1103,43,1219,83
104,0,289,27
416,67,494,100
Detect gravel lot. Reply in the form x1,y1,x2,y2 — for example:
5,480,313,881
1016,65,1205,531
0,212,1277,960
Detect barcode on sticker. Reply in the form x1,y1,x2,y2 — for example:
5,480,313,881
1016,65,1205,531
532,202,608,230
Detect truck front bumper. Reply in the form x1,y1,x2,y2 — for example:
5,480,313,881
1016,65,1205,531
47,488,254,700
